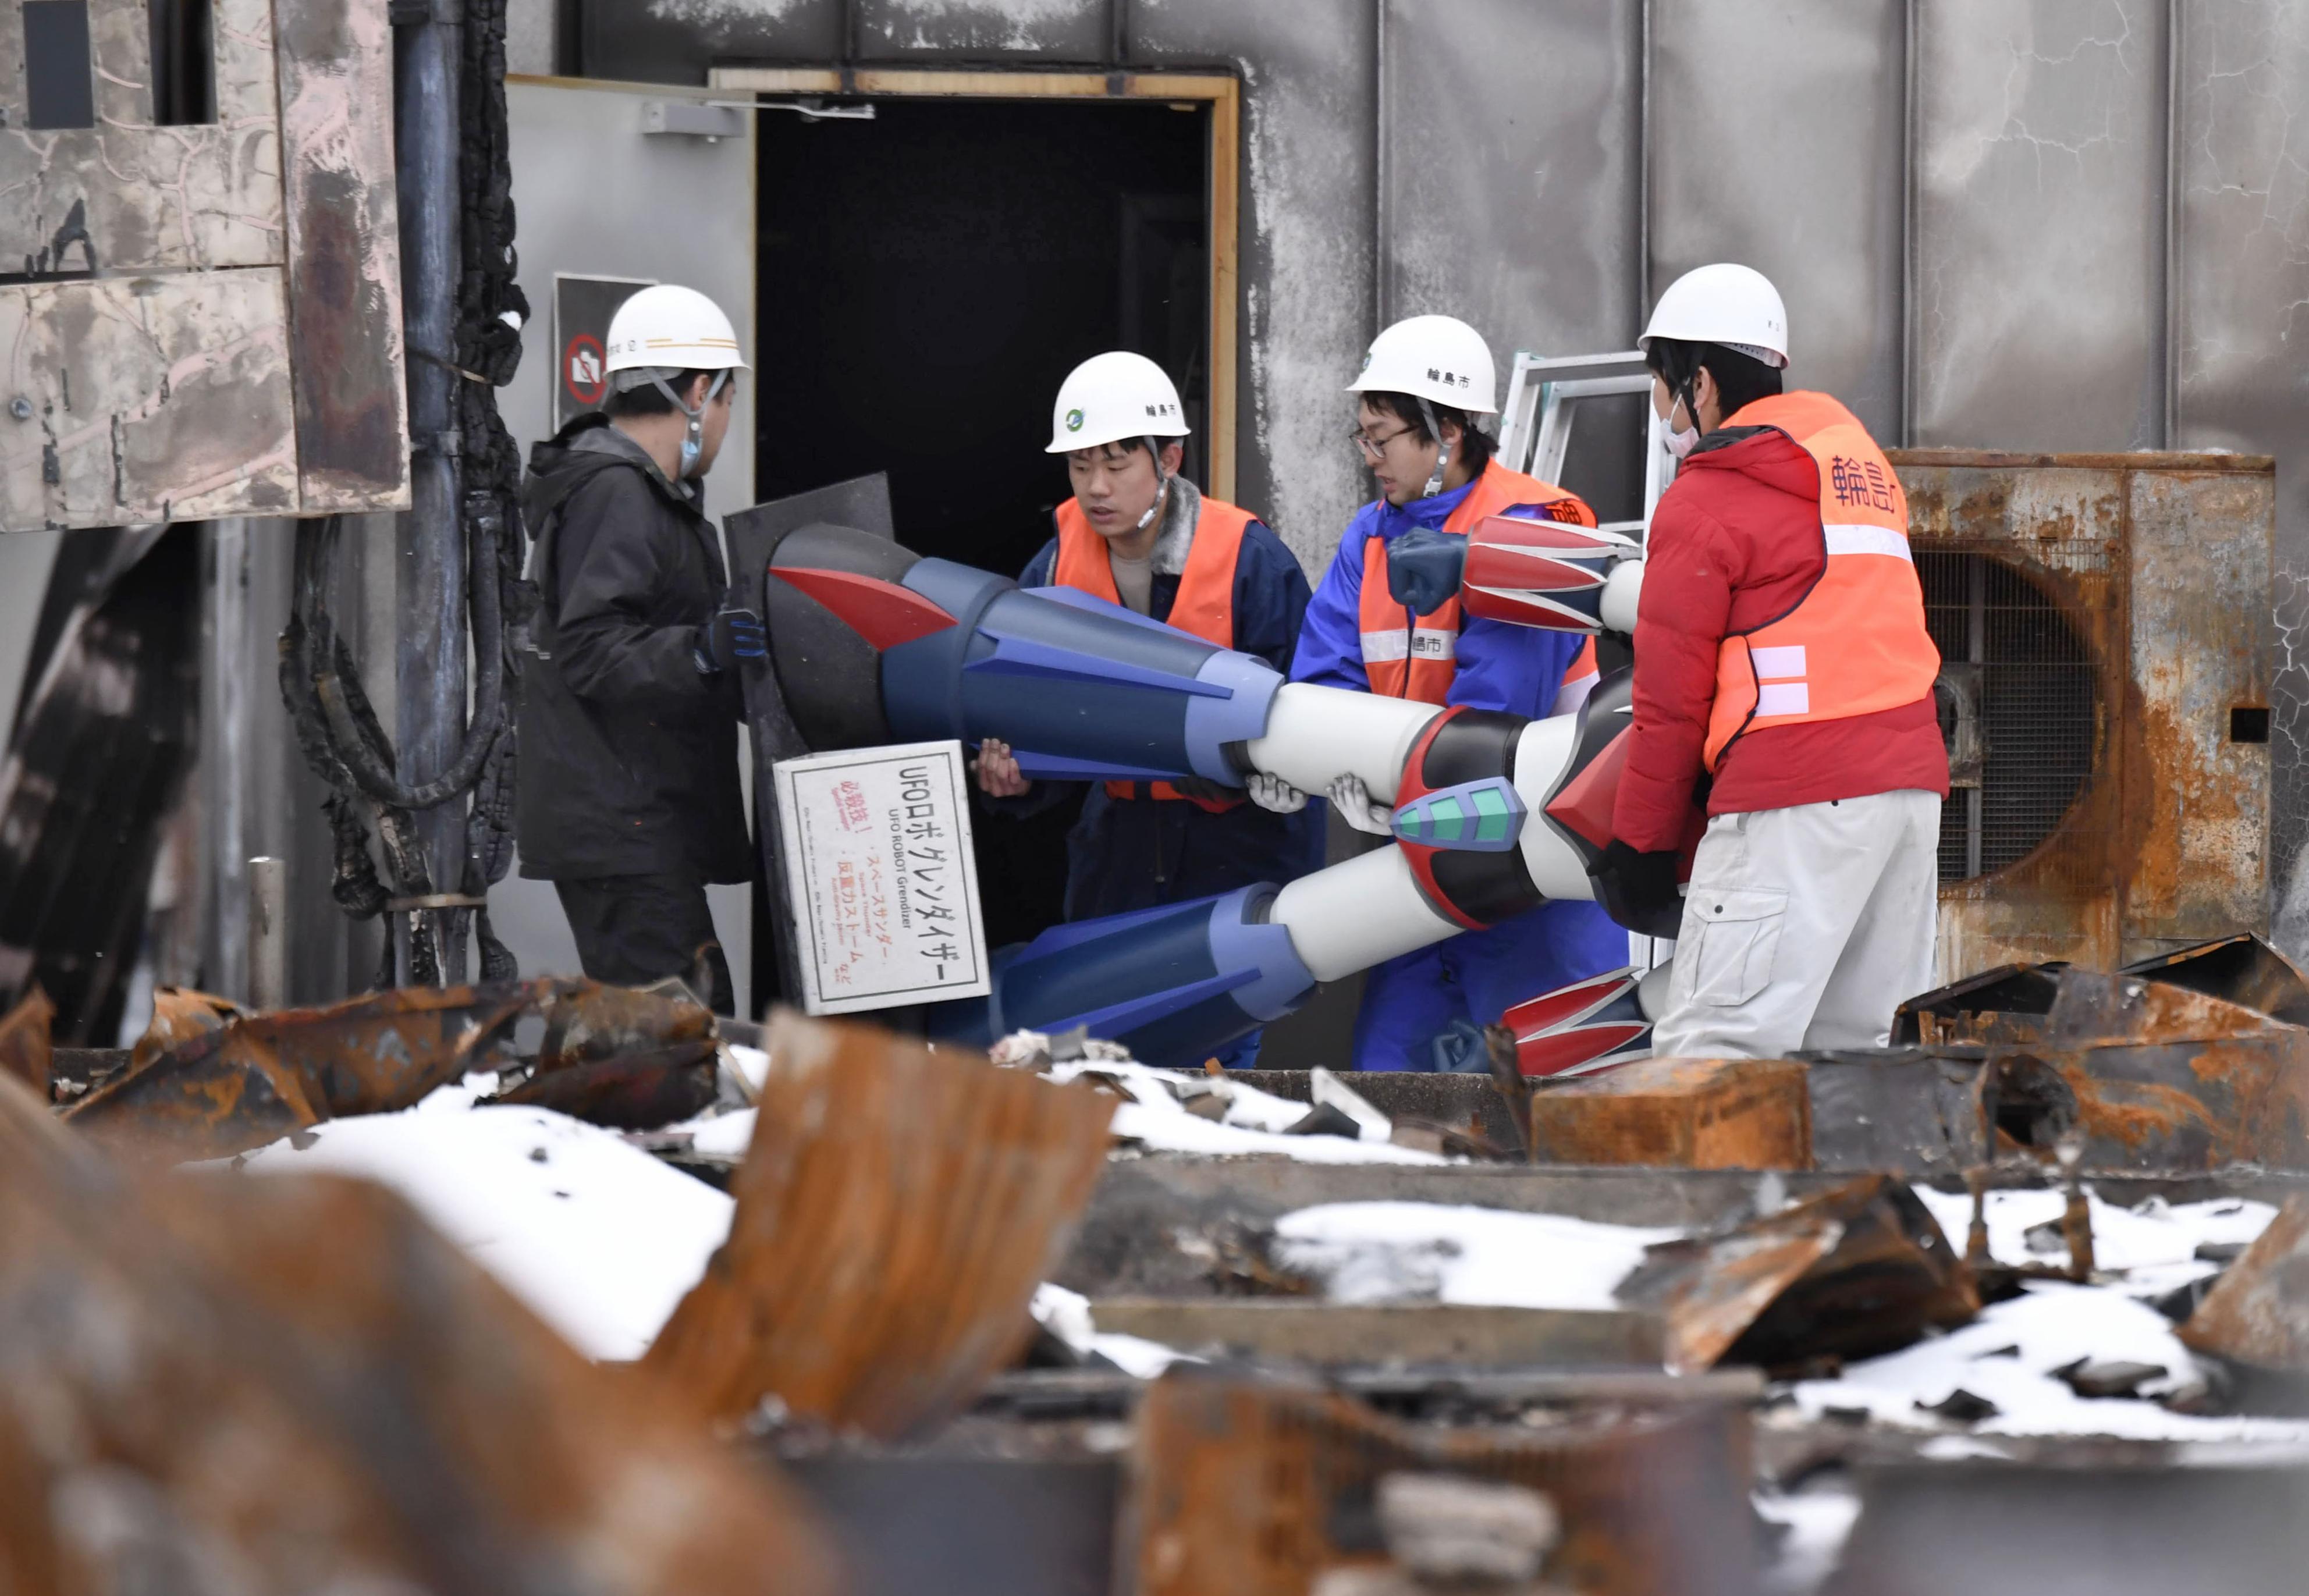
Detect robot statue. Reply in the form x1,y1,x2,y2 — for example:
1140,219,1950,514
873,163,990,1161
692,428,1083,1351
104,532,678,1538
741,509,1694,1073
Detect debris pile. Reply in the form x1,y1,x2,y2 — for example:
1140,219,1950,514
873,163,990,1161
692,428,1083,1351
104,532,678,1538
0,1066,840,1595
8,932,2309,1593
642,1009,1115,1435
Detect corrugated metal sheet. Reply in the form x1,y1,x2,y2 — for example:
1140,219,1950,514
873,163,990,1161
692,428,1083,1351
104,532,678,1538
1909,0,2169,450
1135,0,1376,570
2171,0,2309,947
1380,0,1642,358
1649,0,1906,438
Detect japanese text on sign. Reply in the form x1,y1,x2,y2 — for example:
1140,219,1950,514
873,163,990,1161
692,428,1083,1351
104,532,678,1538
772,740,990,1016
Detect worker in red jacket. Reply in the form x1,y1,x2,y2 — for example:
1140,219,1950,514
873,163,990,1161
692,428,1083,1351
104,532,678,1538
1590,264,1949,1058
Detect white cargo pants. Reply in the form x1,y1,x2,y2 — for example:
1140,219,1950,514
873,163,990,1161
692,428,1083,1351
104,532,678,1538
1650,789,1941,1060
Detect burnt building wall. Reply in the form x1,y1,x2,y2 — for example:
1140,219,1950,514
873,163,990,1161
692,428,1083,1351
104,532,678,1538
506,0,2309,951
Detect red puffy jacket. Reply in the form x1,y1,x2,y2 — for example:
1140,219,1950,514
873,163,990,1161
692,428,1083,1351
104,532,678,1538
1611,426,1951,854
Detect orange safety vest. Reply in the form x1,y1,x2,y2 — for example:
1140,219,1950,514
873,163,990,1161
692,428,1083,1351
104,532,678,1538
1053,493,1256,811
1700,392,1942,771
1356,461,1597,703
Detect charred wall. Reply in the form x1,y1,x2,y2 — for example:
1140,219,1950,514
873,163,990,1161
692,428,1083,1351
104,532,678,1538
510,0,2309,953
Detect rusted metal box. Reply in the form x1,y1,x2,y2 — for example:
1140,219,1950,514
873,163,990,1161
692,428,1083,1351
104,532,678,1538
1528,1057,1813,1170
0,0,407,529
1892,450,2273,978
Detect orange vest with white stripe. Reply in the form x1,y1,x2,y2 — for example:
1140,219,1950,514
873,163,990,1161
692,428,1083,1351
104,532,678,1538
1700,392,1941,772
1356,461,1597,703
1053,493,1255,810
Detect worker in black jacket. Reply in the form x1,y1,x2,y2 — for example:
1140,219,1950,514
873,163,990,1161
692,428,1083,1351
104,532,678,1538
515,285,759,1014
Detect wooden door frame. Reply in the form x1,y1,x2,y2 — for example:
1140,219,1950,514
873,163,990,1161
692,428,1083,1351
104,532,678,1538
709,66,1242,502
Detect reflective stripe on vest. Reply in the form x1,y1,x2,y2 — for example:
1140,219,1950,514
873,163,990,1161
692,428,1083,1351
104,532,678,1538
1699,392,1943,772
1052,493,1255,810
1355,461,1597,704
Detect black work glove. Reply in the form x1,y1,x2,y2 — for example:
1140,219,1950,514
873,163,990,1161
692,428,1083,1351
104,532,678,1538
1588,838,1685,939
1385,526,1468,615
695,603,767,676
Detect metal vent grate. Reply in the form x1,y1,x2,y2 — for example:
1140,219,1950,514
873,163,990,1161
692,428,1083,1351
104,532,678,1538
1920,552,2097,881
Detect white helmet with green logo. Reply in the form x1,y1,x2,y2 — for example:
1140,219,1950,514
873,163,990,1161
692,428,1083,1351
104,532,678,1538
1047,351,1189,453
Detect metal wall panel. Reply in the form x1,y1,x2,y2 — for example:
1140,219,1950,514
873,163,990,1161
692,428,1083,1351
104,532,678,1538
1132,0,1376,574
1910,0,2168,450
1381,0,1642,365
576,0,846,83
499,79,762,1012
275,0,410,511
0,0,283,272
1649,0,1906,438
0,273,299,528
2172,0,2309,947
854,0,1106,61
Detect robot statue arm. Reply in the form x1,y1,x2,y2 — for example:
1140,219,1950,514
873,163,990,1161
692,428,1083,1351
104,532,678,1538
743,516,1670,1070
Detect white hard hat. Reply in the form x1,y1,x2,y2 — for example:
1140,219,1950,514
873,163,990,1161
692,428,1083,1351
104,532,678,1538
1047,351,1189,452
1347,314,1498,414
1640,264,1789,369
604,284,748,374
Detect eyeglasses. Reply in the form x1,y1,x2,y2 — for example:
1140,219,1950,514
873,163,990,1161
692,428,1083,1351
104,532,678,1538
1349,423,1422,459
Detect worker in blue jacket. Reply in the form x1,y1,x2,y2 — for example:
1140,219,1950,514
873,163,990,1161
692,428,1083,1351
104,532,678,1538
1281,315,1628,1072
974,353,1324,1065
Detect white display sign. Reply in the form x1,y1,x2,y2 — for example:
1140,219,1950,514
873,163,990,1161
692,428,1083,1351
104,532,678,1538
771,740,991,1016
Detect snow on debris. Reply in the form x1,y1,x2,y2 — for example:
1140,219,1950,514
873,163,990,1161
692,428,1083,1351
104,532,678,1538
1031,1283,1198,1379
1272,1201,1676,1309
1262,1186,2309,1444
1045,1059,1452,1165
1912,1184,2276,1300
193,1076,736,1362
1782,1280,2309,1442
1785,1187,2309,1443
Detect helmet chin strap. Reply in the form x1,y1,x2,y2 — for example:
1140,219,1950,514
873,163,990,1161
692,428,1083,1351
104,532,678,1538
1135,435,1171,532
1416,397,1451,499
648,369,730,479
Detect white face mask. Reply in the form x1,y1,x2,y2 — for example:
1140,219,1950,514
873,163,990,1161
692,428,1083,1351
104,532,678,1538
1661,383,1700,459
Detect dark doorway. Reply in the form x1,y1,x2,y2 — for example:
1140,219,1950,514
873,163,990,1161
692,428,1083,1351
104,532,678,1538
756,95,1210,948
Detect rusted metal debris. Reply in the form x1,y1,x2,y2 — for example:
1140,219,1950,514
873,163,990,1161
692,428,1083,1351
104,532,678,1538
486,979,722,1128
1887,957,2309,1171
1128,1371,1756,1596
1896,453,2272,979
1617,1175,1978,1375
0,984,51,1093
2119,933,2309,1026
2026,969,2309,1170
2179,1195,2309,1373
1528,1057,1813,1171
642,1008,1116,1437
0,1068,839,1595
493,1039,722,1129
129,986,246,1072
1895,934,2309,1049
65,976,715,1161
1894,961,2068,1046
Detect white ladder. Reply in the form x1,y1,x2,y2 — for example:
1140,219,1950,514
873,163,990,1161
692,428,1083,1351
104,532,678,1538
1494,349,1678,541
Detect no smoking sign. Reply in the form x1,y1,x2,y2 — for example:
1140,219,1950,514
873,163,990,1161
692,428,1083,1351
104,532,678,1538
550,274,653,430
563,333,606,409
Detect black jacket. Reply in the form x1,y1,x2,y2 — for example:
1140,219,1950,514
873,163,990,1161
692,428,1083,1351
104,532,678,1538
514,415,750,883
